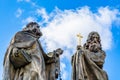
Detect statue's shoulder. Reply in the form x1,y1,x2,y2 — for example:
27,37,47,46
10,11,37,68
14,31,25,39
14,31,35,41
15,31,28,36
10,31,23,43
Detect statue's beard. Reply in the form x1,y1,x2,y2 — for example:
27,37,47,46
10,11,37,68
89,43,101,52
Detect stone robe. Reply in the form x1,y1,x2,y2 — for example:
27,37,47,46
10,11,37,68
72,48,108,80
3,31,47,80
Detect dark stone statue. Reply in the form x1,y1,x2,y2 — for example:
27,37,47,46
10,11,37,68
71,31,108,80
45,48,63,80
3,22,63,80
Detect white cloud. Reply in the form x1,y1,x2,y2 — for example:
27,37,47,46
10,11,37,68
36,8,49,24
15,8,23,18
38,6,120,79
40,6,119,52
21,16,37,28
22,16,36,23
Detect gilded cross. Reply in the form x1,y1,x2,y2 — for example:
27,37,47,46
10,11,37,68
77,33,83,46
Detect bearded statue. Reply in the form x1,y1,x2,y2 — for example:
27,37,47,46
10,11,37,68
72,31,108,80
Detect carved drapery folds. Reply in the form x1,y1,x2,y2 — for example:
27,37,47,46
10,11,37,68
3,22,63,80
72,32,108,80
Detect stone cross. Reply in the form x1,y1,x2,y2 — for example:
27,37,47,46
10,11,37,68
77,33,83,46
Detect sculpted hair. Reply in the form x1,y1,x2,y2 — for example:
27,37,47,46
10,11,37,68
87,31,101,43
84,31,102,50
23,22,40,31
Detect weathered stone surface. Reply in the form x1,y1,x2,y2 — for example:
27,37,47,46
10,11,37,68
3,22,63,80
72,31,108,80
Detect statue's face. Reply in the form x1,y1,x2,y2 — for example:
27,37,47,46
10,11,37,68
90,33,99,43
24,24,42,38
31,24,42,38
88,32,101,52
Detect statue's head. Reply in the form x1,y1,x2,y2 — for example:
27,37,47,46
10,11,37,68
23,22,42,38
87,31,100,43
84,31,102,52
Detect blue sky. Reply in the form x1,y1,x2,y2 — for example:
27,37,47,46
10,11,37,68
0,0,120,80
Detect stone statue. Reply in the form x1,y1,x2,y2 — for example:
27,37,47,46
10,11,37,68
46,48,63,80
71,31,108,80
3,22,63,80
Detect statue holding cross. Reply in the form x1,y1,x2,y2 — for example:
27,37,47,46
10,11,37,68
71,31,108,80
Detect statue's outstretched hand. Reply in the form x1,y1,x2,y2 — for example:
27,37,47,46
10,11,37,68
55,48,63,56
